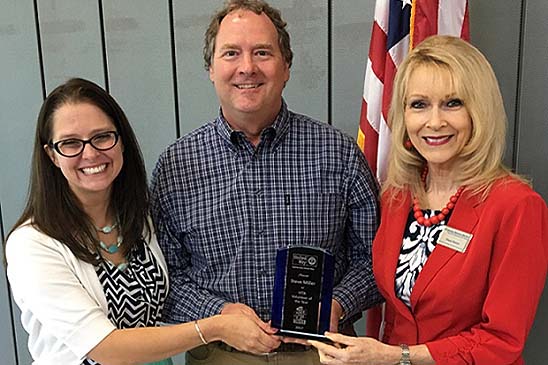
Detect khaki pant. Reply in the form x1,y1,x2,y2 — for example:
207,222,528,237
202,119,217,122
186,342,321,365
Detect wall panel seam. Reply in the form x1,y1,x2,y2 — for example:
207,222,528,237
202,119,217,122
512,0,527,172
33,0,46,100
168,0,181,139
98,0,110,92
327,0,332,125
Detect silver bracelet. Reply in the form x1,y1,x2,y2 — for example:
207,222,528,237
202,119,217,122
194,320,208,345
400,343,411,365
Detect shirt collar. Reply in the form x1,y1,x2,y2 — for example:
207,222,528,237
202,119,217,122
214,99,291,150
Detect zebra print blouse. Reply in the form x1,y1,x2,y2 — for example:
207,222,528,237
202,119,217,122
395,209,452,308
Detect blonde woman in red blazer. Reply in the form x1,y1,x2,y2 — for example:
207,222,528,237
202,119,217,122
309,35,548,364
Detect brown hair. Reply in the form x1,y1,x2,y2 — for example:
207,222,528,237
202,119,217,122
6,78,150,264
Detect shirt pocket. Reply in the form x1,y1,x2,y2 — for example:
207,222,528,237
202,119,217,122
269,190,346,252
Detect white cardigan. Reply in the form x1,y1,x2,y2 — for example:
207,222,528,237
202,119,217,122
6,222,169,365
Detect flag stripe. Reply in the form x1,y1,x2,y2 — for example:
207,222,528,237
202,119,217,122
438,0,467,36
369,22,388,84
362,60,384,133
412,0,439,46
374,0,390,33
460,5,470,40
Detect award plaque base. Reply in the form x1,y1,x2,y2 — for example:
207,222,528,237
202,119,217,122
271,246,334,342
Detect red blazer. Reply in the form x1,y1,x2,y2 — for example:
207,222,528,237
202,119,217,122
373,178,548,365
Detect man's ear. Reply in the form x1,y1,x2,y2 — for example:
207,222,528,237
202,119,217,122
284,62,290,83
209,66,215,83
43,145,60,167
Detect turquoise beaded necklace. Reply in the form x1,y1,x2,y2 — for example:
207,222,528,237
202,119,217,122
96,221,118,234
95,221,129,271
95,222,122,254
99,235,122,254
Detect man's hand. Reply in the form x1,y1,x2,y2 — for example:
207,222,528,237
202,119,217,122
219,303,281,354
330,299,344,332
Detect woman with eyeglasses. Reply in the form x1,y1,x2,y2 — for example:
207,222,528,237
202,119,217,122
5,78,275,365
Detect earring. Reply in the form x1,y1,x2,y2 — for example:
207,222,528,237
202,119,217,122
404,139,413,150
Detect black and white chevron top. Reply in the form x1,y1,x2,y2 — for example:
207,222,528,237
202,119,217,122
82,240,168,365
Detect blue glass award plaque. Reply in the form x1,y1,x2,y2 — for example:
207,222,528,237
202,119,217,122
271,246,334,341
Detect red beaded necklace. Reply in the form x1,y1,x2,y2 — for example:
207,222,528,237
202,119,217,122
412,167,464,227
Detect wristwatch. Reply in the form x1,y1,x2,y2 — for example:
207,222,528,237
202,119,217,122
399,344,411,365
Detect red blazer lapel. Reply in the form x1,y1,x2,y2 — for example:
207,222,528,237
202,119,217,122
376,192,416,320
410,190,480,308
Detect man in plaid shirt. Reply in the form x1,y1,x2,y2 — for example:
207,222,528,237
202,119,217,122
150,1,382,363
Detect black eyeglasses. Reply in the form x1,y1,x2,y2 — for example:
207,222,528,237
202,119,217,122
49,131,120,158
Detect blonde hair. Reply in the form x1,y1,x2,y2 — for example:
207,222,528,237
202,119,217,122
384,35,524,202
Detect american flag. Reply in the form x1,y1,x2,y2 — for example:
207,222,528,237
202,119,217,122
357,0,470,182
359,0,469,338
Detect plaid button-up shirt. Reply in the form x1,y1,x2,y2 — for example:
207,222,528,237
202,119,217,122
150,101,382,325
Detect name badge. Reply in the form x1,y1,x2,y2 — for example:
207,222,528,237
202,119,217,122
437,226,473,253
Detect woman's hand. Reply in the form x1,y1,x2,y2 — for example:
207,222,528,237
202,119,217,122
309,332,399,365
